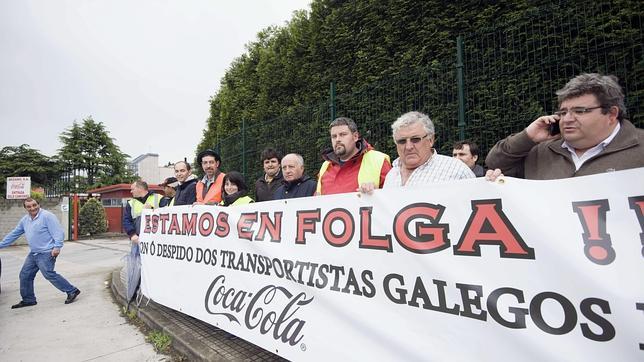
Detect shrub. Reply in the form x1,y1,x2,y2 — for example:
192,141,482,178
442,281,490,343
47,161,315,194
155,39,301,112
79,198,108,236
30,190,44,203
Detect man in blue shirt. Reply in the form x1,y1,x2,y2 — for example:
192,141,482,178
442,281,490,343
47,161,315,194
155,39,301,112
0,198,80,308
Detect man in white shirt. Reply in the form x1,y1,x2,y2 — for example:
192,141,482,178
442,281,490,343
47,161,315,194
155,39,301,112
383,111,475,188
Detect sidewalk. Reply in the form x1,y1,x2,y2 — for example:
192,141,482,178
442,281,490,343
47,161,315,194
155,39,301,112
111,247,285,361
0,238,165,362
1,237,285,361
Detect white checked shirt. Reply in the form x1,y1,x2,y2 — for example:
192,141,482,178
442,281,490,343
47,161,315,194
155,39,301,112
383,150,475,187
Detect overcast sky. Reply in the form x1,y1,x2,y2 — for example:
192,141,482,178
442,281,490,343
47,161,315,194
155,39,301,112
0,0,309,166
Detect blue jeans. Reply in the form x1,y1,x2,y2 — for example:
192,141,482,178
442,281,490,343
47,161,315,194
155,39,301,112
19,252,77,303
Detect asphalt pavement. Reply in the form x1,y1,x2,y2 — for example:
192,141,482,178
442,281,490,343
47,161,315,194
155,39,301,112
0,238,166,362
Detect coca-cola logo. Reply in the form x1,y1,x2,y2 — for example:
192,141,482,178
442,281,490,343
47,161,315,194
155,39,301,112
204,275,314,346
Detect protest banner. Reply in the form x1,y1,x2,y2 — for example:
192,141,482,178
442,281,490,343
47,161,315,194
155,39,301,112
140,168,644,361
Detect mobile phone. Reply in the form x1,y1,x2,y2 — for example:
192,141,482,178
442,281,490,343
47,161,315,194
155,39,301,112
549,120,560,136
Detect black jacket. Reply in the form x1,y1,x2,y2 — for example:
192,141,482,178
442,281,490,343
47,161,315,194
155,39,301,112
159,196,173,207
173,177,197,206
255,171,284,202
273,175,317,200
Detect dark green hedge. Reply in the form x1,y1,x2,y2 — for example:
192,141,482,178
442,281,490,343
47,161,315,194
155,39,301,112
197,0,643,184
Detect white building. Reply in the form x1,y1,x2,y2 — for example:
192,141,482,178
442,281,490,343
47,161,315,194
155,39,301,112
128,153,174,184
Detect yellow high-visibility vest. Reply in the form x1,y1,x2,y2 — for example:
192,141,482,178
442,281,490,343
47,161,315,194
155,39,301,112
231,195,253,206
128,194,160,218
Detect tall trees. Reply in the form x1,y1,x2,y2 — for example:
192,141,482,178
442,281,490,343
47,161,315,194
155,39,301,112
1,117,133,197
198,0,643,168
57,116,133,189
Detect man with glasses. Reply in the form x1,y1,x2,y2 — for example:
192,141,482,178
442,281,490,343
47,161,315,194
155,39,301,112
486,73,644,180
383,111,474,187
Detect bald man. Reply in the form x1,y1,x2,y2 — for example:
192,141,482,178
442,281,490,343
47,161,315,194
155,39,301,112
273,153,317,199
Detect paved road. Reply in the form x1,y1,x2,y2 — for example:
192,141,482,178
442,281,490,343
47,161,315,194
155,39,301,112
0,238,166,362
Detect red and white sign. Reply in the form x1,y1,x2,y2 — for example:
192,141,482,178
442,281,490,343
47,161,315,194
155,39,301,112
140,168,644,361
6,176,31,199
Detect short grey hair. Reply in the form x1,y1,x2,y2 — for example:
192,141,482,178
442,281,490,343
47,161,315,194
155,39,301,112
132,180,149,190
556,73,626,122
283,153,304,166
329,117,358,133
391,111,435,138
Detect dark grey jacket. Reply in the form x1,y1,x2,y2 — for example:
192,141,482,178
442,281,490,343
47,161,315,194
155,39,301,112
273,175,317,200
255,171,284,202
173,177,197,206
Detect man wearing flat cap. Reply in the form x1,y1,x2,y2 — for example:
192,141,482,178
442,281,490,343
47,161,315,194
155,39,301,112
194,149,226,205
159,176,178,207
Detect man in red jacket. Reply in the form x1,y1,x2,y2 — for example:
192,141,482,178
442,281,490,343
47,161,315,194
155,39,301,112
317,117,391,195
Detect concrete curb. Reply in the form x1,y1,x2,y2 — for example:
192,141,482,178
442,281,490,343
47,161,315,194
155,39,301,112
110,269,284,361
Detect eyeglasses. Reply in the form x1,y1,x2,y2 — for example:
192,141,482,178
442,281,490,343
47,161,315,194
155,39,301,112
395,134,429,145
554,106,603,118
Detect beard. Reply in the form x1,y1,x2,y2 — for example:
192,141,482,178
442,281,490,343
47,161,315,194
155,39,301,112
334,144,347,157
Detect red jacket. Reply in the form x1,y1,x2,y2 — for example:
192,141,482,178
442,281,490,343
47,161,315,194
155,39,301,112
317,139,391,195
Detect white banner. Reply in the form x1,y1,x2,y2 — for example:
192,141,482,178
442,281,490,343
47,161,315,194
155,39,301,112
140,168,644,361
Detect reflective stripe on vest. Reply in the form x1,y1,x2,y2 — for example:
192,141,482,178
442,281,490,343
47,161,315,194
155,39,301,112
128,194,160,219
231,195,253,206
316,150,390,194
169,198,175,207
196,173,225,204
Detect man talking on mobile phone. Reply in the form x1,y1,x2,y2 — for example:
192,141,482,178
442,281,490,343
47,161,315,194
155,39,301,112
485,73,644,180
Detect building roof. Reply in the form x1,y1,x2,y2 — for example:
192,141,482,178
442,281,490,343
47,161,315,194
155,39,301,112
87,183,164,194
130,153,159,164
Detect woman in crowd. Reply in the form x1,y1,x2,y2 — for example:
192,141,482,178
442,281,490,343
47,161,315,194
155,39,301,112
219,171,254,206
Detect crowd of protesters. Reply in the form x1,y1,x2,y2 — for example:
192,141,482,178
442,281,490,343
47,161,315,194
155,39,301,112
4,72,641,310
122,73,644,245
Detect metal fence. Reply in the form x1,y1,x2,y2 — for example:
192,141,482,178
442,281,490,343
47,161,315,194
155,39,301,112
213,1,643,188
44,169,86,198
462,1,643,154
